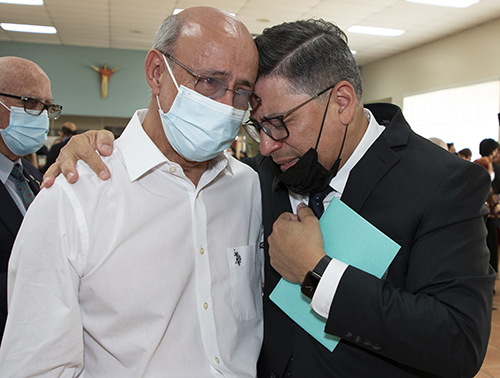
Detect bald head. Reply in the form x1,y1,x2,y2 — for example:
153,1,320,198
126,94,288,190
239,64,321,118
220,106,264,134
60,121,77,137
152,7,257,65
0,57,51,98
0,57,53,160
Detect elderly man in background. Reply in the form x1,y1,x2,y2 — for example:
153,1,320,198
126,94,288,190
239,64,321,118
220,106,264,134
0,8,263,378
0,56,61,342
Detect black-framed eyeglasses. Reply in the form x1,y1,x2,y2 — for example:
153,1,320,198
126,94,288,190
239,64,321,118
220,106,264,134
160,51,261,111
242,85,336,143
0,92,62,119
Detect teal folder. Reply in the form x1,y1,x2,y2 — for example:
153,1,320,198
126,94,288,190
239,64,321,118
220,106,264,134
269,197,400,351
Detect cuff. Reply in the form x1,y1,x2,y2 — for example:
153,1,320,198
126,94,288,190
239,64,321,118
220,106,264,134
310,258,348,318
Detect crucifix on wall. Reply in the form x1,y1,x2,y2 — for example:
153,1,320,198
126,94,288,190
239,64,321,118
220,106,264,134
91,64,119,98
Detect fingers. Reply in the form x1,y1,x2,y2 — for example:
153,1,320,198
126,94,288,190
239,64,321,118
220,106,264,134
41,131,112,188
61,135,111,181
41,165,59,189
296,202,317,222
95,129,115,157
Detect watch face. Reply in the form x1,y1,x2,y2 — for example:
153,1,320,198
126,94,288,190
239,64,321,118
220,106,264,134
301,271,321,299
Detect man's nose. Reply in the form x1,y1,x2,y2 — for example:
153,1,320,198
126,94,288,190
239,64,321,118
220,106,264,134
259,131,283,156
216,89,234,107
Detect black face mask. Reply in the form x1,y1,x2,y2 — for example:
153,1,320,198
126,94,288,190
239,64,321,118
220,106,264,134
273,90,348,195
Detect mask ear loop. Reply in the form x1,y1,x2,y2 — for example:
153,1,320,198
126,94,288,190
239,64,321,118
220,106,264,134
315,89,334,150
162,54,179,91
157,53,180,112
315,88,349,168
0,100,11,112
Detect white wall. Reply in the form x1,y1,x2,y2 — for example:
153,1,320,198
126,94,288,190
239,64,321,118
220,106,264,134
361,16,500,111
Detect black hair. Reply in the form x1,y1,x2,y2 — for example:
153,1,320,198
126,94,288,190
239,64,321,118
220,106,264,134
254,19,362,101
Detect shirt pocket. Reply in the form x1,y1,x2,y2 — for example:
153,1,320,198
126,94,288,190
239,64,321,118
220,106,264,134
227,243,263,321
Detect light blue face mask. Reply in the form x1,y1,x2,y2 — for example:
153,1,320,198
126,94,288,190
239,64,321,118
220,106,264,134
157,54,245,162
0,104,49,156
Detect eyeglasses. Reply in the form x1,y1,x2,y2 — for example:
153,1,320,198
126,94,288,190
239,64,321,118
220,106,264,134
0,92,62,119
242,85,336,143
160,51,261,111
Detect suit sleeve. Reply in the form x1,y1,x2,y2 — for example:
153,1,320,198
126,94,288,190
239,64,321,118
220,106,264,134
324,162,495,378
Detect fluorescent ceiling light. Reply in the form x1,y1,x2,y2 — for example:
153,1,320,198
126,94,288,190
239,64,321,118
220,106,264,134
0,0,43,4
1,23,57,34
348,25,405,37
405,0,479,7
173,8,235,16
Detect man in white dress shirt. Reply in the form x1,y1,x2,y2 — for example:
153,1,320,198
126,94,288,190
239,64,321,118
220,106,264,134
0,7,263,378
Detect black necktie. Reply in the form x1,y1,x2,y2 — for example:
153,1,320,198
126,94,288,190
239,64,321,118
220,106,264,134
308,186,333,218
10,164,35,210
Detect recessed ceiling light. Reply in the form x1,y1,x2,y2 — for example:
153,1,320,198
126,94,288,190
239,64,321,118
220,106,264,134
347,25,405,37
0,0,43,4
405,0,479,7
1,23,57,34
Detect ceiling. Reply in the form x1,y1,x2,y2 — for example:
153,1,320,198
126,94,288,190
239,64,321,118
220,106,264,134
1,0,500,66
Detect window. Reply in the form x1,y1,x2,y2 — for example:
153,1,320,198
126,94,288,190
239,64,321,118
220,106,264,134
403,79,500,160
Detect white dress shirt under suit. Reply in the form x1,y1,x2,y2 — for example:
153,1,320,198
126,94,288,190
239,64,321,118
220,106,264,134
0,109,264,378
289,109,385,318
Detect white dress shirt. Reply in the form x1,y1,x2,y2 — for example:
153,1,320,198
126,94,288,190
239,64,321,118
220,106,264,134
0,109,264,378
289,109,385,318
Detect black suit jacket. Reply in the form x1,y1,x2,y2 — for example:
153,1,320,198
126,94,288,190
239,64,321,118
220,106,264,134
44,137,71,173
0,159,42,341
247,103,495,378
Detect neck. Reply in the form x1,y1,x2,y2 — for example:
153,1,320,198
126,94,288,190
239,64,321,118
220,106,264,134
0,137,18,161
336,107,369,171
142,106,208,187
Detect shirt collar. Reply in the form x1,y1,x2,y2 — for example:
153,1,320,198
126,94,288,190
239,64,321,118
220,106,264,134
116,109,233,183
116,109,169,182
0,152,21,185
329,108,385,196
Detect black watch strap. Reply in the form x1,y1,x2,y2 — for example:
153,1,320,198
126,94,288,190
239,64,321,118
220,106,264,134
301,255,332,299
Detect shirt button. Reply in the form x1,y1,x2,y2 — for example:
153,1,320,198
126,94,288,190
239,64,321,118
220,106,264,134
203,302,209,310
214,357,220,364
169,166,176,173
200,248,204,255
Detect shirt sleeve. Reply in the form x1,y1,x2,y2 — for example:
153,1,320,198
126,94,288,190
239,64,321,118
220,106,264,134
310,258,348,318
0,183,85,377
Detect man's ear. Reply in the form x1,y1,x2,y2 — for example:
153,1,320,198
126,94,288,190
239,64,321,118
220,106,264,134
333,81,357,125
145,49,164,96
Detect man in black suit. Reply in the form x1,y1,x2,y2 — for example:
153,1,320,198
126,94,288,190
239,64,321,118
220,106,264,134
43,121,77,172
44,19,494,378
0,56,62,342
244,20,494,378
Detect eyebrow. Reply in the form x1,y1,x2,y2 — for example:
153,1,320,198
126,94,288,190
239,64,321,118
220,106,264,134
200,68,254,89
24,93,54,104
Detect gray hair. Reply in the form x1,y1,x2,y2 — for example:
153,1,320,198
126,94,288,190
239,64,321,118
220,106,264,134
151,13,184,58
254,19,363,102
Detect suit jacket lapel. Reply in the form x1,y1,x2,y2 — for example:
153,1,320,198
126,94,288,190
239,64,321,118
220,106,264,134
0,182,23,238
342,103,411,213
23,166,41,195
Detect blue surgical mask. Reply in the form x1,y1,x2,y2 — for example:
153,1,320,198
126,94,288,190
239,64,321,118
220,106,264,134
0,104,49,156
157,55,245,162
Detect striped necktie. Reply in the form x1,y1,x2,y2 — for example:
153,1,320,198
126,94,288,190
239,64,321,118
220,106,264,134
308,186,333,218
10,163,35,210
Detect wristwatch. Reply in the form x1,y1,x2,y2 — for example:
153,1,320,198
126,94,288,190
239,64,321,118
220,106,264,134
301,255,332,299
